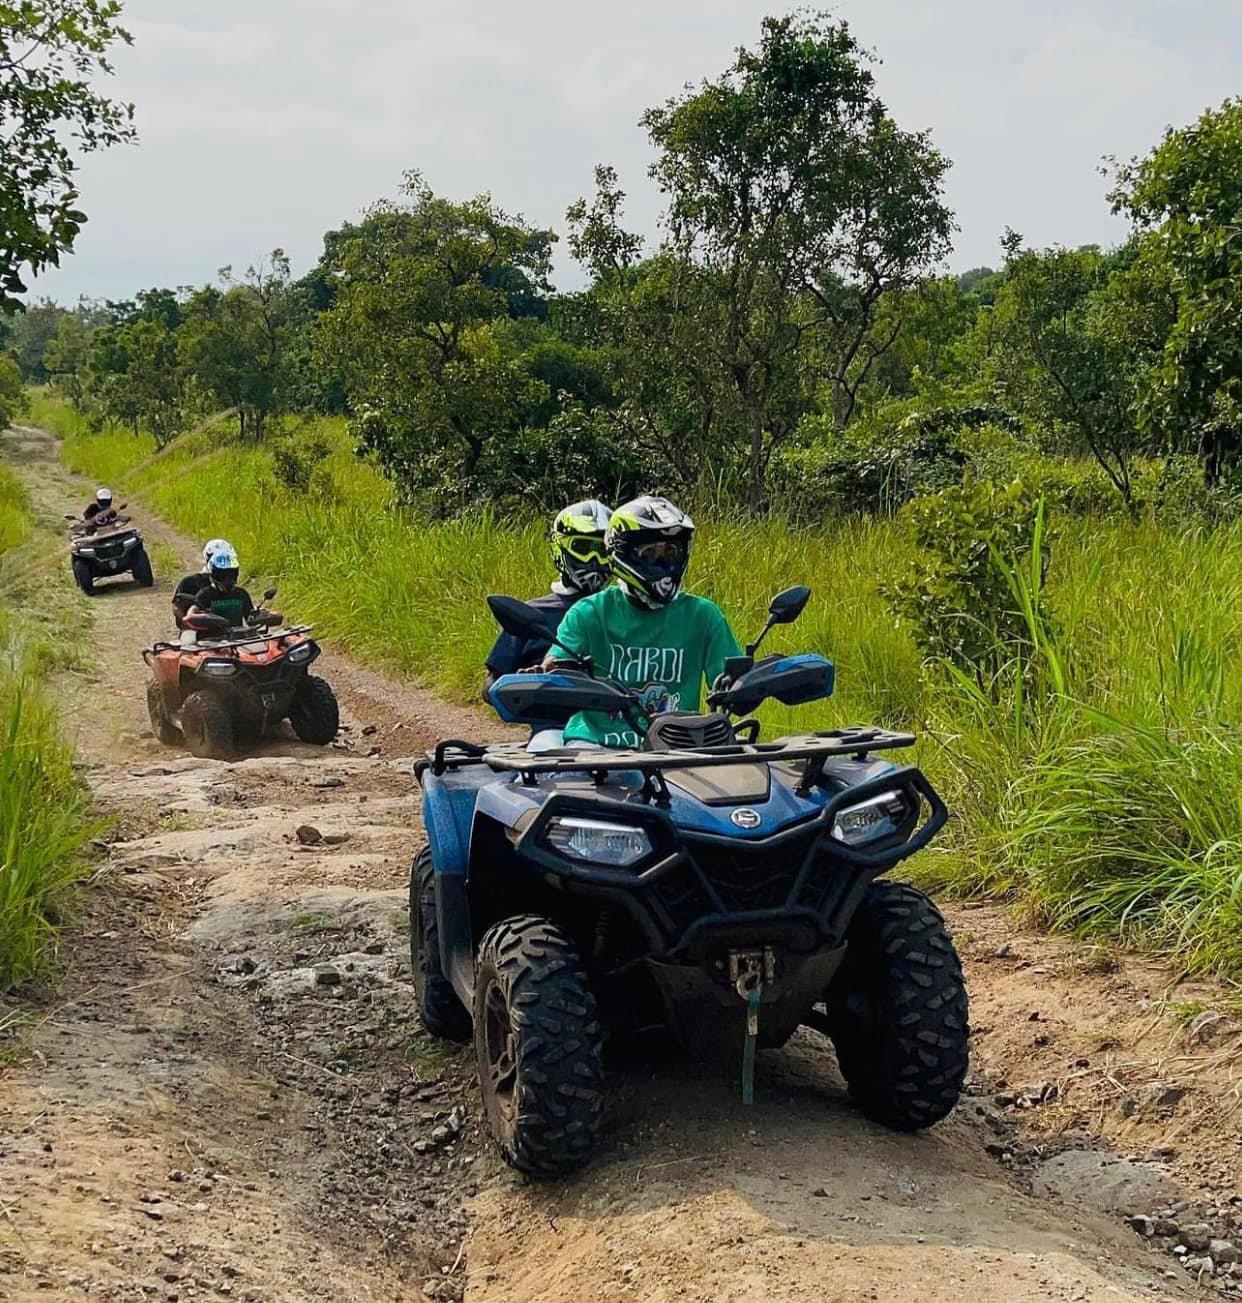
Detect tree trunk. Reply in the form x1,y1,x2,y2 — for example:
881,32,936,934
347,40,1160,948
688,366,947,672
747,398,764,513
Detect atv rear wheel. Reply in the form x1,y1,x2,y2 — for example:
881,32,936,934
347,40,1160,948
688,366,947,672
473,915,604,1177
410,847,471,1042
826,881,968,1131
146,680,181,746
288,674,339,745
72,559,94,596
180,689,235,759
132,547,154,587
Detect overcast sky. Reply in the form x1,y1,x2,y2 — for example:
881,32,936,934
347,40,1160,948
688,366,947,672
30,0,1242,303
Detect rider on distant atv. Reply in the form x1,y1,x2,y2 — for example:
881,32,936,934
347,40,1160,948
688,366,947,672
83,487,115,522
482,499,612,701
173,538,233,627
185,545,254,628
543,496,741,748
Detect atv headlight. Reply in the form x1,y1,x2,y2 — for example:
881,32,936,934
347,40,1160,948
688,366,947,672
78,547,95,557
122,536,137,549
287,642,312,664
830,791,910,846
200,659,237,677
545,817,652,867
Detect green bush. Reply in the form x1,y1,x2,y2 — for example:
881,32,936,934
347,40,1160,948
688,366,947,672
881,479,1050,687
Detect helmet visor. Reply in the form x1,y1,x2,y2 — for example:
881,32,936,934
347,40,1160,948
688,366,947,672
635,540,683,564
564,536,608,563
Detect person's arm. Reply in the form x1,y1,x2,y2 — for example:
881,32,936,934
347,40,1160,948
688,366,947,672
239,588,254,620
703,601,743,687
540,601,589,671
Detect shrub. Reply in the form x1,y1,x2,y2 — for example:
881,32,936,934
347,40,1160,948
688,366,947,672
881,479,1050,688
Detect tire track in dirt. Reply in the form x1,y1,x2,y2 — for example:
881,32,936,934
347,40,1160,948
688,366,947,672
2,424,1238,1302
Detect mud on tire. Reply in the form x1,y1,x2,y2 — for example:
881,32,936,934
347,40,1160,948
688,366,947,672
179,689,235,759
288,674,339,745
146,679,181,746
410,847,471,1042
826,881,969,1131
473,914,604,1177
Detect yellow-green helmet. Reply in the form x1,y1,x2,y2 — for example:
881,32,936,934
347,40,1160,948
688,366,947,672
551,499,613,593
605,496,695,607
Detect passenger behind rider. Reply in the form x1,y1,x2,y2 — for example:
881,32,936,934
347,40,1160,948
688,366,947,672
83,487,114,522
482,499,612,702
185,545,254,629
542,496,741,749
172,538,233,628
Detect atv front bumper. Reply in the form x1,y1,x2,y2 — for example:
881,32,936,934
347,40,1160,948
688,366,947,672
513,767,945,960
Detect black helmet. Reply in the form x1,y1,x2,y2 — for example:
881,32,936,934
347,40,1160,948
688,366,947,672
551,499,613,593
605,496,695,608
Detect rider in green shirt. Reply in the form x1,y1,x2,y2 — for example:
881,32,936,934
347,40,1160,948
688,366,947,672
547,496,741,748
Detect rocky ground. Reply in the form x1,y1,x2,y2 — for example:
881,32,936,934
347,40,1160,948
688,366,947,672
0,424,1239,1302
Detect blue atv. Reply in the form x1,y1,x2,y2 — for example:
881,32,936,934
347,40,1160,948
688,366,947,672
410,587,968,1177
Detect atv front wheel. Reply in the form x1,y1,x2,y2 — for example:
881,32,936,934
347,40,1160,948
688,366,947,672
72,559,94,596
473,915,604,1177
180,690,235,759
146,680,181,746
826,881,968,1132
288,674,339,745
410,848,471,1042
132,548,154,587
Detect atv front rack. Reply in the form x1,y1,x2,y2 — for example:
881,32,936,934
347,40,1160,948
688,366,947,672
144,623,313,656
421,726,917,806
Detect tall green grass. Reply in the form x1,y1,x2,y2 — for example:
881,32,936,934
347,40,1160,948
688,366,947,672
0,456,98,989
35,396,1242,981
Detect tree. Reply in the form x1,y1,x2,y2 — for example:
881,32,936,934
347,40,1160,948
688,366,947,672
179,251,294,440
0,354,27,428
1110,98,1242,485
0,1,136,309
7,296,66,379
635,12,954,507
980,240,1174,507
91,316,196,447
42,311,93,409
317,174,556,505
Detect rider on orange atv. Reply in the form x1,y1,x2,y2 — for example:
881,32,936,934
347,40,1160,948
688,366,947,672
185,545,254,629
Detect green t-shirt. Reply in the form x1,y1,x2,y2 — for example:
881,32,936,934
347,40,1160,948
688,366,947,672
552,587,742,748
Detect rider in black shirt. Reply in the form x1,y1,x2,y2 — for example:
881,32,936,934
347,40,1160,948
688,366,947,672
173,538,233,627
186,545,254,628
482,499,612,700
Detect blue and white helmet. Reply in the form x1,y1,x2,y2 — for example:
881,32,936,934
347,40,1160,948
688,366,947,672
201,537,232,569
208,544,240,588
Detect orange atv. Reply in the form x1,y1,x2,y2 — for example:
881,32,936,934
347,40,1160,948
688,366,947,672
142,589,339,758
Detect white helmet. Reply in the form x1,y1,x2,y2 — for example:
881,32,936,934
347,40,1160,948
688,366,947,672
202,537,232,569
95,487,113,505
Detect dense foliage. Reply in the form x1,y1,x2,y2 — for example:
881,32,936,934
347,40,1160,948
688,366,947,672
0,0,135,310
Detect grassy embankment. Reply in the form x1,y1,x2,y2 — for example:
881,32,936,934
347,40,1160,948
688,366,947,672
0,454,99,992
30,392,1242,980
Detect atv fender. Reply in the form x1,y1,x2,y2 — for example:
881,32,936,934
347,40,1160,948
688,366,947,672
421,770,483,1008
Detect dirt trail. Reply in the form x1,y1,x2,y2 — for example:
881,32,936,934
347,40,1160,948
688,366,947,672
1,425,1239,1303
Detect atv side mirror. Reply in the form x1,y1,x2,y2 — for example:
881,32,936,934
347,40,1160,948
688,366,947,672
768,585,811,625
746,585,812,656
263,587,277,602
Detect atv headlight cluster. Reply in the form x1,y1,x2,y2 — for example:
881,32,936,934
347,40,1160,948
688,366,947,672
830,791,910,846
78,547,95,557
287,642,313,664
544,816,652,867
200,659,237,677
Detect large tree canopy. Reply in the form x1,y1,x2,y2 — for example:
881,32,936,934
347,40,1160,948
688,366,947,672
0,1,136,309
